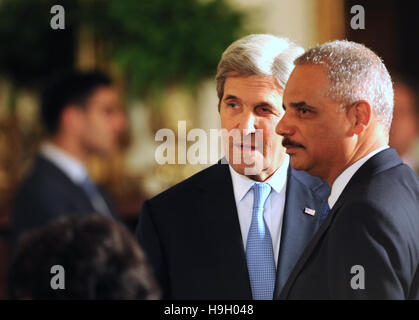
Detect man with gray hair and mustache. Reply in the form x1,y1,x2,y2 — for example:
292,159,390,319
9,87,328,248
277,40,419,299
136,34,330,299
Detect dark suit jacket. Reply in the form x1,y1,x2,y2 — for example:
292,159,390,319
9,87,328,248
136,160,330,299
279,148,419,300
12,155,117,244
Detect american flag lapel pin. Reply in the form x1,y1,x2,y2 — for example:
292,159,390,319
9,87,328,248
304,207,316,216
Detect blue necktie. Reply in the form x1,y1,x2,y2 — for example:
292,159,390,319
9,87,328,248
320,203,330,223
80,176,113,219
246,183,276,300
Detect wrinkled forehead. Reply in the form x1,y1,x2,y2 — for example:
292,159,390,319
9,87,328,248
224,73,283,93
284,65,331,101
223,74,284,104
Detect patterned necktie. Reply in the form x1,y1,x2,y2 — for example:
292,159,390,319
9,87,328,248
80,176,113,219
246,182,276,300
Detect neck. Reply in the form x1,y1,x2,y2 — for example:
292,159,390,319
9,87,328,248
248,169,277,182
249,153,286,182
48,134,87,163
325,133,388,187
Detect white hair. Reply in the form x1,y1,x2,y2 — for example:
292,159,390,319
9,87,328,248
215,34,304,101
295,40,394,130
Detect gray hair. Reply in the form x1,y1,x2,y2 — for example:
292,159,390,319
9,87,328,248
295,40,394,130
216,34,304,101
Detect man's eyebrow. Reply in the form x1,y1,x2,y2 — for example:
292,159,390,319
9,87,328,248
223,95,277,110
255,101,274,108
223,95,239,101
289,101,316,109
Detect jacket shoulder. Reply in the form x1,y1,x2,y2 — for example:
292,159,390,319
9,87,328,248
147,163,228,204
290,168,331,200
15,157,74,199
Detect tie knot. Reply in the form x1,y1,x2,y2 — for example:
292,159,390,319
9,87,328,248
252,183,271,209
321,203,330,222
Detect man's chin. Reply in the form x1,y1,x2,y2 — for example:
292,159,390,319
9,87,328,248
226,147,267,174
289,156,308,171
230,162,264,177
87,145,115,156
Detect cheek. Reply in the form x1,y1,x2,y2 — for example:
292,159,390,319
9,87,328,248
313,130,343,160
300,124,334,157
220,113,234,131
295,122,320,147
265,131,282,152
86,116,107,138
261,118,280,140
261,121,282,158
308,117,342,140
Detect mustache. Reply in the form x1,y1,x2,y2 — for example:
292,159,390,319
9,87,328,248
282,137,305,149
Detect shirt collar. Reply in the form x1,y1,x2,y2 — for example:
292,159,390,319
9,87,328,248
328,145,389,209
40,142,88,184
229,155,289,203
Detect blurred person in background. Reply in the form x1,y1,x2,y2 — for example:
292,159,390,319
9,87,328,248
8,215,160,299
11,71,126,245
389,77,419,173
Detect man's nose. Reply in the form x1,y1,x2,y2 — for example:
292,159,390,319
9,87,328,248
115,111,127,132
239,111,256,135
276,113,293,137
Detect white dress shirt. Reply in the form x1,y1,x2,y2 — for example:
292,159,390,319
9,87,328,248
328,146,389,209
229,155,289,267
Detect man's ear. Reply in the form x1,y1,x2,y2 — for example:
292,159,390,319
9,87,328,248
61,105,83,133
351,101,372,135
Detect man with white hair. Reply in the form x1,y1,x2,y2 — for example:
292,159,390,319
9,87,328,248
277,40,419,299
136,34,330,299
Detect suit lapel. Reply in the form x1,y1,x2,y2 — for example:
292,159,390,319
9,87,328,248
274,167,328,298
197,162,252,298
279,148,403,299
37,155,96,213
278,199,342,299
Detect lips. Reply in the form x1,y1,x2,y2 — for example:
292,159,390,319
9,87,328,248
235,144,256,150
283,144,303,149
283,146,301,155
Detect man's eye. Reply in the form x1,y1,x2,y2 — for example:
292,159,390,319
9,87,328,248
228,103,238,108
298,107,311,115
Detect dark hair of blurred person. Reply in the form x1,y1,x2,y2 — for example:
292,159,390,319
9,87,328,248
8,215,160,300
12,70,126,244
389,77,419,171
